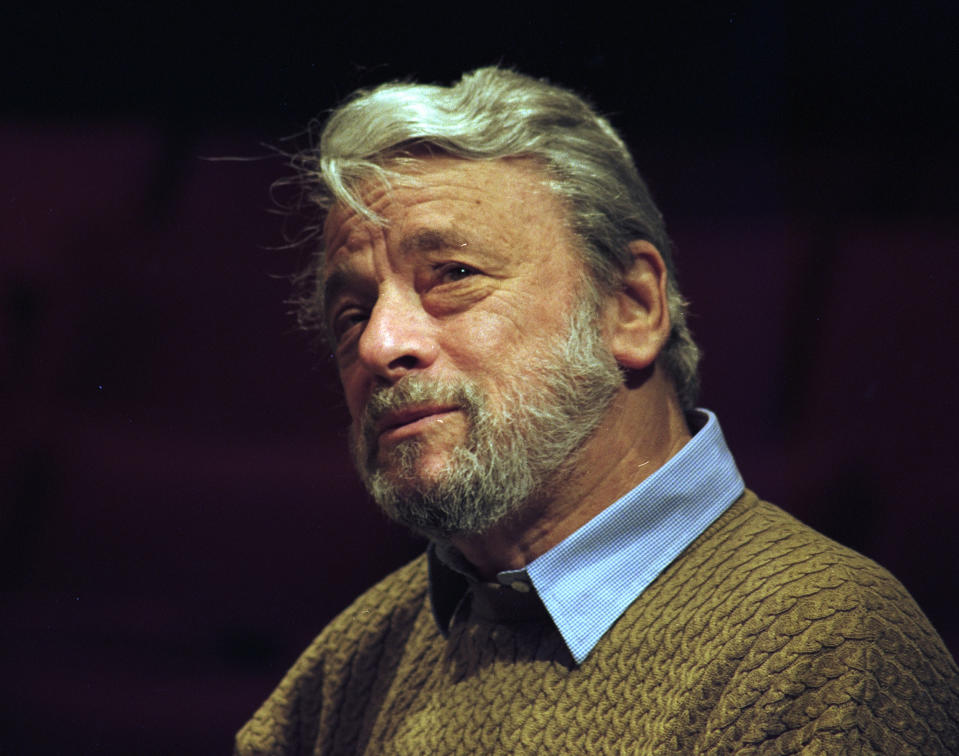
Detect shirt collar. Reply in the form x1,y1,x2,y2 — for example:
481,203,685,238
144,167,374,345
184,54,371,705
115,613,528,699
427,409,745,664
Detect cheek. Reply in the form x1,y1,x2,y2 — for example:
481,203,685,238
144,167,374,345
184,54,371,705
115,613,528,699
445,306,565,377
338,368,367,424
442,337,504,382
443,309,525,364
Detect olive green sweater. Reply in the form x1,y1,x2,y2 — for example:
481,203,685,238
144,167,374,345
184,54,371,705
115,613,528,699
236,493,959,754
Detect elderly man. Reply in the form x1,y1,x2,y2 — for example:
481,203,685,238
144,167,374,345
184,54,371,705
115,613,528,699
236,68,959,754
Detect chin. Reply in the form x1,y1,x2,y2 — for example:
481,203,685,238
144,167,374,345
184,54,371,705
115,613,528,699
376,441,452,480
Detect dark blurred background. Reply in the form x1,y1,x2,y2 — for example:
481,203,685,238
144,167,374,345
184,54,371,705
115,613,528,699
2,2,957,753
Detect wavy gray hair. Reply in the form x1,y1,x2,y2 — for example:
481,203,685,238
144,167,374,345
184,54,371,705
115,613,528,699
290,67,701,409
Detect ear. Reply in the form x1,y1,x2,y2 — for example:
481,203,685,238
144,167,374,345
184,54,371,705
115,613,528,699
605,240,671,371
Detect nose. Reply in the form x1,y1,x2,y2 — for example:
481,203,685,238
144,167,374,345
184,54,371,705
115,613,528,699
356,290,439,383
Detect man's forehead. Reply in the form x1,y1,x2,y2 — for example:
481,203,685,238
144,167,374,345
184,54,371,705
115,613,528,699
319,155,580,284
322,217,470,275
321,202,381,256
323,155,555,226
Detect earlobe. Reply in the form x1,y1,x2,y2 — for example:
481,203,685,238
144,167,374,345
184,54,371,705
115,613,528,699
607,240,671,371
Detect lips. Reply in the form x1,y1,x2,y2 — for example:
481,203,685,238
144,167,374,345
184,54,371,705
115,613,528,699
375,405,460,438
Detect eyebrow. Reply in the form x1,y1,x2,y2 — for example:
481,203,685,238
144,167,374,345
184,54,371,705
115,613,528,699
399,227,470,255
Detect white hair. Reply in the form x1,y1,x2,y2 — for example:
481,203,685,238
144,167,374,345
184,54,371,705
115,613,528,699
290,66,701,409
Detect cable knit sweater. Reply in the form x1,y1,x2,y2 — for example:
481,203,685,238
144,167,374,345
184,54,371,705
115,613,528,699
235,492,959,754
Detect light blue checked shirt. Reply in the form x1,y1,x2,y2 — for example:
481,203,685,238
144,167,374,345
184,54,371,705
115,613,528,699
428,409,745,664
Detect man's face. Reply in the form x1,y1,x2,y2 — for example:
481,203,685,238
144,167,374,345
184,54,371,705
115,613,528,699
322,157,622,537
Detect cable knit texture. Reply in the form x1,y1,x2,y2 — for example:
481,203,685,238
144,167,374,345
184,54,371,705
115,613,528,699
236,492,959,754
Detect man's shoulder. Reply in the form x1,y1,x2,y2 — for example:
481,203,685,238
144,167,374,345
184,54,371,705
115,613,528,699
234,554,433,755
702,490,907,590
686,491,936,629
314,551,432,654
640,489,959,681
606,491,959,754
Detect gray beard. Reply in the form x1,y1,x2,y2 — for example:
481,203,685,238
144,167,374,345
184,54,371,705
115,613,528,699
349,295,623,540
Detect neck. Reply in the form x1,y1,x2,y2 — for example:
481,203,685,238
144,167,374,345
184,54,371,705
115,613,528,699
450,368,691,579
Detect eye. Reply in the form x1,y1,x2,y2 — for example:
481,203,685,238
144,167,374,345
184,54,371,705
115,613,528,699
435,262,478,283
330,307,368,344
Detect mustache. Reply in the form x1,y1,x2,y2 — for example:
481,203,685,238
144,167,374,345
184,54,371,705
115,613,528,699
360,376,480,440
